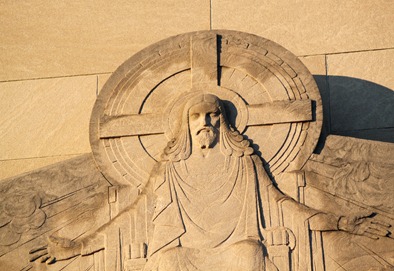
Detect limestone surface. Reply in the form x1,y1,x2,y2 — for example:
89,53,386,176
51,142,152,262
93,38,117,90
0,30,393,271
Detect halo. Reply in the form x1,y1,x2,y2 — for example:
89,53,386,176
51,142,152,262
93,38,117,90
90,30,322,188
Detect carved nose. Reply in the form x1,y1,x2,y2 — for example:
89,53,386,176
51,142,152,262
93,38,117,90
202,114,210,126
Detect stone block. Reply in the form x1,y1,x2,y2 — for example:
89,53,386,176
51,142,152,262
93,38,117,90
0,0,210,81
0,76,97,160
327,49,394,134
212,0,394,56
299,55,326,76
0,154,81,180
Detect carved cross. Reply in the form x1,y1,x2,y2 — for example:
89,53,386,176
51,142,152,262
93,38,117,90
99,34,313,139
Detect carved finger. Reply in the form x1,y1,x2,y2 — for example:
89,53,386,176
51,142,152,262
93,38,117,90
371,220,391,228
29,249,48,262
368,228,390,237
367,226,390,237
29,245,47,254
363,230,380,240
47,256,56,265
40,255,50,263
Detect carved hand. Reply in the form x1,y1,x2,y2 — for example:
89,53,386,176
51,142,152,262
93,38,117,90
338,212,392,239
29,235,82,264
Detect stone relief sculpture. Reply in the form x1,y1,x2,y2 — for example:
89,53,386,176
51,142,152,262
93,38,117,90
0,30,393,271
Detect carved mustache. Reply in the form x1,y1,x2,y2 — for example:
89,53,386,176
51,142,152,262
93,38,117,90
196,126,215,136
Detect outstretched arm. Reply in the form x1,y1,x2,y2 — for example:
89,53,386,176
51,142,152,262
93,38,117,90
29,168,158,265
309,211,392,239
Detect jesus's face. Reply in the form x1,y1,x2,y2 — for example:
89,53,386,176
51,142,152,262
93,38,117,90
188,102,221,149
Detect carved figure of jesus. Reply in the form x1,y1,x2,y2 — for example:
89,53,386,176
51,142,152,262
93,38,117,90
144,93,391,271
30,93,391,271
146,93,271,270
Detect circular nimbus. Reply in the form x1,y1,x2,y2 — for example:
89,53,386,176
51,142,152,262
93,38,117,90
90,30,322,188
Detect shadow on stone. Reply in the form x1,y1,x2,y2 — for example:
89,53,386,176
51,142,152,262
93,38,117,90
314,75,394,152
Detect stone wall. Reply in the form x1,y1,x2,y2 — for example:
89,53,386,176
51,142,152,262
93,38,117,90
1,0,393,179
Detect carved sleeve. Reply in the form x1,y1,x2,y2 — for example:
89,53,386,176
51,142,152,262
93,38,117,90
80,233,105,256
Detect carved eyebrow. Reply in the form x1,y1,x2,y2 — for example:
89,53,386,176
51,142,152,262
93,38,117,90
189,112,199,118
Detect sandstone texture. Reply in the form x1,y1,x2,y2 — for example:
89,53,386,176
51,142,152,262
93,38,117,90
1,30,393,271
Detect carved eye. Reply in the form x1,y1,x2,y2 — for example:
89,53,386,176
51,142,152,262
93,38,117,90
190,113,199,120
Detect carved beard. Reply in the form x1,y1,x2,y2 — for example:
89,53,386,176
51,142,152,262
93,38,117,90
195,127,218,149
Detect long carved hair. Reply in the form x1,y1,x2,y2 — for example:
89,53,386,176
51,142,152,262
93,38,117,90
162,93,254,161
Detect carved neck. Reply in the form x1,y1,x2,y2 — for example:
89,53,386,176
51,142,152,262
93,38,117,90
185,146,227,175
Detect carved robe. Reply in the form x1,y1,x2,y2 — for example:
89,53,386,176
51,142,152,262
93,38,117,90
147,154,320,270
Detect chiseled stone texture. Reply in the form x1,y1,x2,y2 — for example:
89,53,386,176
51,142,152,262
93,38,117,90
0,0,210,81
299,55,329,138
0,154,110,271
0,30,393,271
98,73,112,94
303,135,394,270
0,154,82,180
336,128,394,144
212,0,394,56
0,76,96,160
327,49,394,142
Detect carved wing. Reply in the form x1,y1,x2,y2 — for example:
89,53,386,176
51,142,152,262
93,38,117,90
0,154,115,271
305,135,394,217
303,135,394,270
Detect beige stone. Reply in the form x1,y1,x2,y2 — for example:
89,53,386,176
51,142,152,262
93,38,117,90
90,30,323,189
0,154,111,271
98,73,112,94
0,76,96,160
1,31,393,271
0,0,210,81
300,55,330,140
0,154,82,180
299,56,326,76
303,135,394,270
212,0,394,56
327,49,394,135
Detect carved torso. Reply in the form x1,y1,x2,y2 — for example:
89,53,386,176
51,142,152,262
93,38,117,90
175,155,248,248
150,152,263,256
